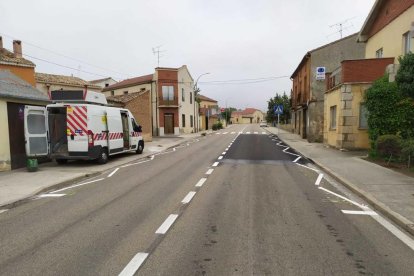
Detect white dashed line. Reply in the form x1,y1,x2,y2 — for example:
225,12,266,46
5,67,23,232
254,132,258,134
231,132,235,134
341,210,378,215
38,194,66,198
246,132,251,134
121,160,150,168
118,252,149,276
108,168,119,178
196,178,207,187
218,156,223,160
51,178,105,194
155,214,179,234
222,152,227,155
181,191,197,204
206,169,214,175
212,162,219,167
315,173,324,186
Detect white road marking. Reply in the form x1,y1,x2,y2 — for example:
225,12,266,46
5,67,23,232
262,132,266,134
212,162,219,167
215,133,221,135
295,163,320,173
0,209,8,214
155,214,179,234
231,132,236,134
315,173,324,186
293,156,302,163
246,132,251,134
38,194,66,198
121,160,151,168
108,168,119,178
187,143,190,146
222,152,227,155
182,191,197,204
118,252,149,276
282,147,290,152
222,132,228,134
151,155,155,160
196,178,207,187
173,148,176,151
239,131,243,134
342,210,378,215
218,156,223,160
206,169,214,175
254,131,258,134
318,187,365,208
51,178,105,194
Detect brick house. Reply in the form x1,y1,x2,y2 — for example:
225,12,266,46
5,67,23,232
290,33,365,142
102,65,197,136
324,58,394,150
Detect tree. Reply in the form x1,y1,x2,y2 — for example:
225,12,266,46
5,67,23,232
266,92,291,124
395,52,414,99
221,107,236,123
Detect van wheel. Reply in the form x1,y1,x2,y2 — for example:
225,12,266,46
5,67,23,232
56,159,67,165
136,141,144,154
97,148,108,164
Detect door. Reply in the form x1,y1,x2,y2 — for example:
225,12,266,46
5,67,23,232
7,103,26,169
164,114,174,134
24,105,49,157
121,111,130,149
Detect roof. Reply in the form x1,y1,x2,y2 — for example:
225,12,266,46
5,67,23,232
35,72,102,90
357,0,414,42
89,77,115,84
0,70,49,102
103,74,153,92
198,94,217,103
242,108,261,116
291,33,359,78
0,47,35,67
106,90,149,104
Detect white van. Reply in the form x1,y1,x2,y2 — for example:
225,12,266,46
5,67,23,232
24,90,144,164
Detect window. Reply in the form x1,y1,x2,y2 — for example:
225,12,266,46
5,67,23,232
124,91,128,95
375,48,383,58
403,32,411,54
162,86,174,100
182,88,185,101
111,91,114,96
105,83,109,87
359,103,368,129
190,115,193,127
330,106,337,130
190,92,193,104
182,114,186,127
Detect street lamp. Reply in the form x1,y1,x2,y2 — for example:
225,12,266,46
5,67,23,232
193,72,210,132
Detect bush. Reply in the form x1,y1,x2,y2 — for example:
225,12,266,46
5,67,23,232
376,134,402,164
401,139,414,168
212,122,223,130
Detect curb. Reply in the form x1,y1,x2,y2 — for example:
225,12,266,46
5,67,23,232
271,128,414,237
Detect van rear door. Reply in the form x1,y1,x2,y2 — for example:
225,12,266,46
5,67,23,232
24,105,49,157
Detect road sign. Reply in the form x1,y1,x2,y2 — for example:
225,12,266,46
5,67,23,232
274,105,283,115
316,67,326,80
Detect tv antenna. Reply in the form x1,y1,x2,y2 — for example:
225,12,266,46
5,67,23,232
152,45,166,67
328,16,357,39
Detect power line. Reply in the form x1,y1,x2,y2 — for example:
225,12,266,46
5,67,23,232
199,75,289,85
0,32,131,80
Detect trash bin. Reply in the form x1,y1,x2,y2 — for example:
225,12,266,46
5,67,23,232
27,158,38,172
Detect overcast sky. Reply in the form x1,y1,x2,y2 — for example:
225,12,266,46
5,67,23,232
0,0,375,111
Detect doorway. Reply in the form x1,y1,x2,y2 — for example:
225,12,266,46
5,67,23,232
7,102,26,169
164,114,174,134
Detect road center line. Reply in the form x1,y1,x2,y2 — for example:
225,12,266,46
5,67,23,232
342,210,378,215
181,191,197,204
108,168,119,178
206,169,214,175
315,173,324,186
196,178,207,187
51,178,105,194
118,252,149,276
218,156,223,160
155,214,179,234
318,187,365,208
212,162,219,167
222,152,226,155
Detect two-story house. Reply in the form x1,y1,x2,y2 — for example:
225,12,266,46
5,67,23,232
198,94,219,130
89,77,118,89
291,33,365,142
102,65,197,136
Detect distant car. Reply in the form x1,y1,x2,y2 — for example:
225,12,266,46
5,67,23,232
260,121,267,127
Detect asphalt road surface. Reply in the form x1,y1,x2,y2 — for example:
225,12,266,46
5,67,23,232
1,124,414,275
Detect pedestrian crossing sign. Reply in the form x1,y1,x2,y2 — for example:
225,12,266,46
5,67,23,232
274,105,283,115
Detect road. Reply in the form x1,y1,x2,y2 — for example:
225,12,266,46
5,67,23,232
0,124,414,275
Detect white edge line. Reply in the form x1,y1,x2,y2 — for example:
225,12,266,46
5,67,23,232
206,169,214,175
181,191,197,204
108,168,120,178
212,162,219,167
118,252,149,276
315,173,324,186
318,187,365,208
121,160,150,168
38,194,66,198
293,156,301,163
282,147,290,152
341,210,378,215
155,214,179,234
196,178,207,187
51,178,105,194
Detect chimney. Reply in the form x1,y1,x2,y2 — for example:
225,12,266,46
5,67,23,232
13,40,22,58
0,36,3,49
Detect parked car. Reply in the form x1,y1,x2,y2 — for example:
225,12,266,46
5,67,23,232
260,121,267,127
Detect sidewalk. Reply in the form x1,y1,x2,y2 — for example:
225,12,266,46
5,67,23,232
267,127,414,236
0,132,206,208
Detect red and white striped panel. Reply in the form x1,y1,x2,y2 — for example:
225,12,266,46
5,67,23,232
67,106,87,136
109,132,123,140
93,132,108,141
131,132,142,137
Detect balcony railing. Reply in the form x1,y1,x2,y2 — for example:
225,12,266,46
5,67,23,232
159,96,178,106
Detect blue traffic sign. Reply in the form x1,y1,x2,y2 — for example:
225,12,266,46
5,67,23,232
274,105,283,115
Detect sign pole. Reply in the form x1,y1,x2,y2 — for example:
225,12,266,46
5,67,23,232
277,113,280,135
